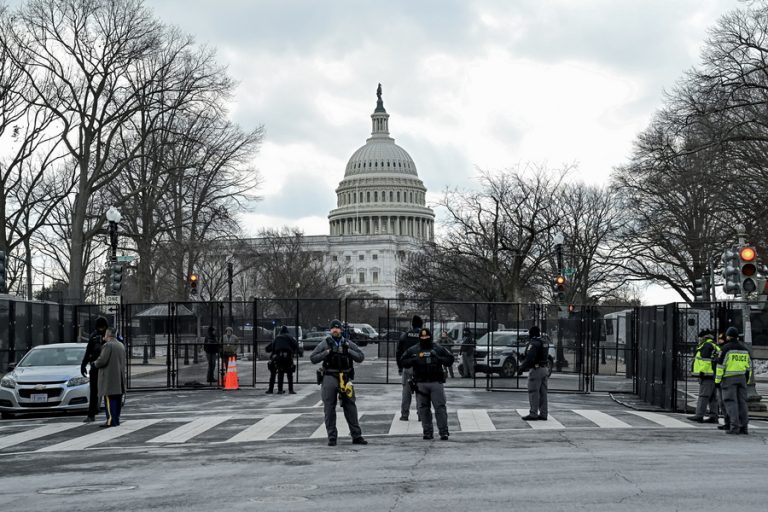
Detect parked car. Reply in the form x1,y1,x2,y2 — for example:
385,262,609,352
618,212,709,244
348,323,379,341
460,330,555,378
302,331,330,352
0,343,91,419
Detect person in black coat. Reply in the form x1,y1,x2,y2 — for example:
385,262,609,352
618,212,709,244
396,315,423,421
265,326,299,394
203,326,220,384
80,316,109,422
518,326,550,421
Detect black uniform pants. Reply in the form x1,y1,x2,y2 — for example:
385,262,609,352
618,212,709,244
87,367,100,417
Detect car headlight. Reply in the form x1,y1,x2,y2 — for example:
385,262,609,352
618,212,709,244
0,376,16,389
66,376,90,387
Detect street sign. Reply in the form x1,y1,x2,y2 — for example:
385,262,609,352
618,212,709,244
116,255,134,263
104,295,120,304
105,305,118,314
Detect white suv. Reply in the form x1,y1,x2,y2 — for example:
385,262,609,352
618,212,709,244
468,330,555,378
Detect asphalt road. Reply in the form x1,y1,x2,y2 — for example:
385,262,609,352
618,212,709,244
1,384,766,512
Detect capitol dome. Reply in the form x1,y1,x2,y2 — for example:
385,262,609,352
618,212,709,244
328,85,434,241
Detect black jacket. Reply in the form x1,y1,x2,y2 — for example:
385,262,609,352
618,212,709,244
396,328,421,371
203,332,219,354
81,329,104,368
459,335,476,355
519,336,549,372
267,334,299,359
400,342,454,382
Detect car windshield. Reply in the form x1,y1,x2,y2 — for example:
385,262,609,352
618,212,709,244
19,347,85,367
476,333,525,347
307,331,327,338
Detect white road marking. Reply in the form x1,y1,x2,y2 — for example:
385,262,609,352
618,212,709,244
0,422,82,450
388,413,423,435
625,411,695,428
516,409,565,429
457,409,497,432
36,419,161,452
226,414,301,442
573,410,632,429
147,416,232,444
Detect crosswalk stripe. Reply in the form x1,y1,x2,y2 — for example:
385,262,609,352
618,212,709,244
457,409,496,432
310,413,364,439
0,422,82,450
388,413,423,435
147,416,232,444
625,411,694,428
516,409,565,429
36,419,161,452
226,414,301,443
574,409,632,429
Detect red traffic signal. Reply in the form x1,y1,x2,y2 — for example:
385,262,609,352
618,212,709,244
739,246,758,293
189,273,199,294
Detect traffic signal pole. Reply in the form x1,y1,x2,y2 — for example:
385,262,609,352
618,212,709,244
735,229,764,407
554,239,566,371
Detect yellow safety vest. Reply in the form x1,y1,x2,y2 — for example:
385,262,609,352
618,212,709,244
692,338,719,375
715,349,752,384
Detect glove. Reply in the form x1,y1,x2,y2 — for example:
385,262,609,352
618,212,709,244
715,382,721,389
81,364,88,377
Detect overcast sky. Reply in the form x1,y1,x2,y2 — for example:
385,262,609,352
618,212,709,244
144,0,741,302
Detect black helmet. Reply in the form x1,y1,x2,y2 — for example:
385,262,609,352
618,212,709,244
412,315,423,328
698,329,713,338
528,325,541,338
280,325,289,334
725,326,739,339
329,319,343,330
95,317,109,330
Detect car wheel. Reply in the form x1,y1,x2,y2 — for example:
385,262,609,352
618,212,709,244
500,357,517,378
1,412,13,420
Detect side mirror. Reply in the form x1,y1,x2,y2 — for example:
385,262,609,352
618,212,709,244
7,363,16,372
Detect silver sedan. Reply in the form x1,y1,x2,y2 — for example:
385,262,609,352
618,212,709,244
0,343,90,419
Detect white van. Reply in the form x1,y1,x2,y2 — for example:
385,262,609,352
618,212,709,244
348,323,379,340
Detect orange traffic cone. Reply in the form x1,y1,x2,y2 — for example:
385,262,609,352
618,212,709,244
223,356,239,390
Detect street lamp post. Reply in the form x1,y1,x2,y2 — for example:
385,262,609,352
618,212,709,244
106,206,122,332
227,261,234,328
295,282,301,382
553,233,566,372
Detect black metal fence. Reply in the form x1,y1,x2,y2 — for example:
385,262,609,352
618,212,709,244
1,296,765,412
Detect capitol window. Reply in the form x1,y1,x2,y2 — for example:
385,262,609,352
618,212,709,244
345,255,351,262
359,272,365,283
374,191,378,202
372,254,378,261
359,254,364,261
333,255,338,262
346,275,352,284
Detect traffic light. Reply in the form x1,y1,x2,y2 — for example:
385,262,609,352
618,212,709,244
721,248,741,295
189,273,199,295
693,275,710,302
553,275,566,302
110,263,123,294
0,250,6,293
739,246,758,294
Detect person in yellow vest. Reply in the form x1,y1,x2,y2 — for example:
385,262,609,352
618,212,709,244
715,326,753,435
687,329,720,423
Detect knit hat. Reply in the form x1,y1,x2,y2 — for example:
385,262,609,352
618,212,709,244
412,315,423,328
528,325,541,338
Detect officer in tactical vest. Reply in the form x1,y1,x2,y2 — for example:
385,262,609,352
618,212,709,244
396,315,423,421
687,329,721,423
310,319,368,446
715,326,753,435
400,328,454,440
265,326,299,394
518,325,549,421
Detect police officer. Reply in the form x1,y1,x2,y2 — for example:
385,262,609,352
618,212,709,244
400,328,454,440
518,325,549,421
687,329,721,423
80,317,109,423
310,319,367,446
715,326,753,435
459,327,476,378
265,326,299,394
396,315,423,421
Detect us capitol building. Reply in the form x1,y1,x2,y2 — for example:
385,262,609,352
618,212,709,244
299,85,435,298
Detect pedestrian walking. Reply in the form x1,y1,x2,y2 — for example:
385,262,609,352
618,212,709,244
203,326,220,384
265,326,299,394
400,328,454,440
310,319,367,446
396,315,423,421
93,328,127,428
459,327,476,378
438,330,455,378
80,316,109,422
687,329,720,423
518,326,549,421
715,326,753,435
